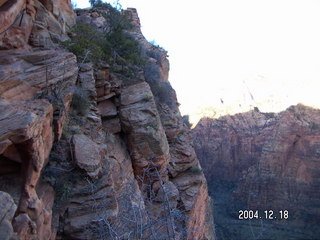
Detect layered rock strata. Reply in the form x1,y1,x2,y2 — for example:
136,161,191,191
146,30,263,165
0,0,75,49
193,105,320,224
0,2,215,240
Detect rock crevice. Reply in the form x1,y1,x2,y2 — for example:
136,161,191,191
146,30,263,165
0,2,215,240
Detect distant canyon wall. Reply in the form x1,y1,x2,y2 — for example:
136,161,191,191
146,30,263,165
193,104,320,223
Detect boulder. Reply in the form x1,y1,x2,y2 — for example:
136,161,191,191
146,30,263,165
98,100,117,118
0,191,17,240
119,82,170,184
72,134,102,179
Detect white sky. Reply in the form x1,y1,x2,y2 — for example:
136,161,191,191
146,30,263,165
74,0,320,124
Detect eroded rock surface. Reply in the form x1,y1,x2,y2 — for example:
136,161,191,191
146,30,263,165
0,3,215,240
0,191,17,240
0,0,75,49
0,48,77,239
193,104,320,226
72,134,102,178
120,82,170,184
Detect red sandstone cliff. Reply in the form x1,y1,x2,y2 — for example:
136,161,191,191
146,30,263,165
0,1,215,239
193,105,320,225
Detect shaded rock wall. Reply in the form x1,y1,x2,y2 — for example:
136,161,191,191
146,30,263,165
0,2,215,240
193,109,269,182
0,48,78,239
0,0,75,49
193,105,320,223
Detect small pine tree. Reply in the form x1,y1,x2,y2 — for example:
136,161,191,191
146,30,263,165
89,0,102,7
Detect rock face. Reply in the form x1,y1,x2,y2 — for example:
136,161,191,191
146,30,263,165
0,191,18,240
0,4,77,235
0,0,75,49
0,2,215,240
0,48,77,239
0,99,55,240
125,8,170,82
119,81,170,183
72,134,103,178
193,109,269,182
193,105,320,226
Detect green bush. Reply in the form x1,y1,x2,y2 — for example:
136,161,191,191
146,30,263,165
63,1,145,68
150,81,173,105
157,82,173,104
88,1,144,66
144,64,161,83
108,30,145,66
89,0,100,6
97,2,133,32
188,165,203,175
182,115,192,129
146,49,163,63
62,24,111,63
71,86,91,116
143,63,174,105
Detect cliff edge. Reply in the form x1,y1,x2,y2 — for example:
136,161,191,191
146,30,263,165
0,1,215,239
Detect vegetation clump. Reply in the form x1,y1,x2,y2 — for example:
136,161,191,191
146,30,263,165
182,115,192,129
70,86,91,116
64,1,173,104
62,1,145,68
62,24,109,64
143,62,174,105
188,165,203,175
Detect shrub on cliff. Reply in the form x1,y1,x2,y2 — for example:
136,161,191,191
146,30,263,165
63,23,144,67
188,165,203,175
63,26,144,69
89,0,100,6
182,115,192,129
71,86,91,116
144,64,174,105
65,1,145,67
62,24,111,63
156,82,173,104
108,30,145,66
146,48,163,63
144,64,161,83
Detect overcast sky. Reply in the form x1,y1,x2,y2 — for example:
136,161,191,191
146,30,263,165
74,0,320,124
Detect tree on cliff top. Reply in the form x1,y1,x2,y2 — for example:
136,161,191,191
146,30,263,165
89,0,102,6
90,0,122,10
63,1,144,67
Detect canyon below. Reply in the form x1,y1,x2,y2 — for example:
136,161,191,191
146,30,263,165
0,0,319,240
193,105,320,239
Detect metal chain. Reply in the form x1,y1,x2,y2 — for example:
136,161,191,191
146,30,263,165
0,8,25,35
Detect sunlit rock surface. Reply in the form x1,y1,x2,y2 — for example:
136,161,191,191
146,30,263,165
0,2,215,240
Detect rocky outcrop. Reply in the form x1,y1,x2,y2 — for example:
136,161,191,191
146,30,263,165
0,1,77,239
193,109,268,182
119,81,170,184
0,48,77,240
125,8,170,82
235,105,320,219
0,49,78,139
72,134,103,179
0,0,75,49
0,99,54,239
0,3,215,240
122,9,214,239
193,104,320,224
0,191,18,240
